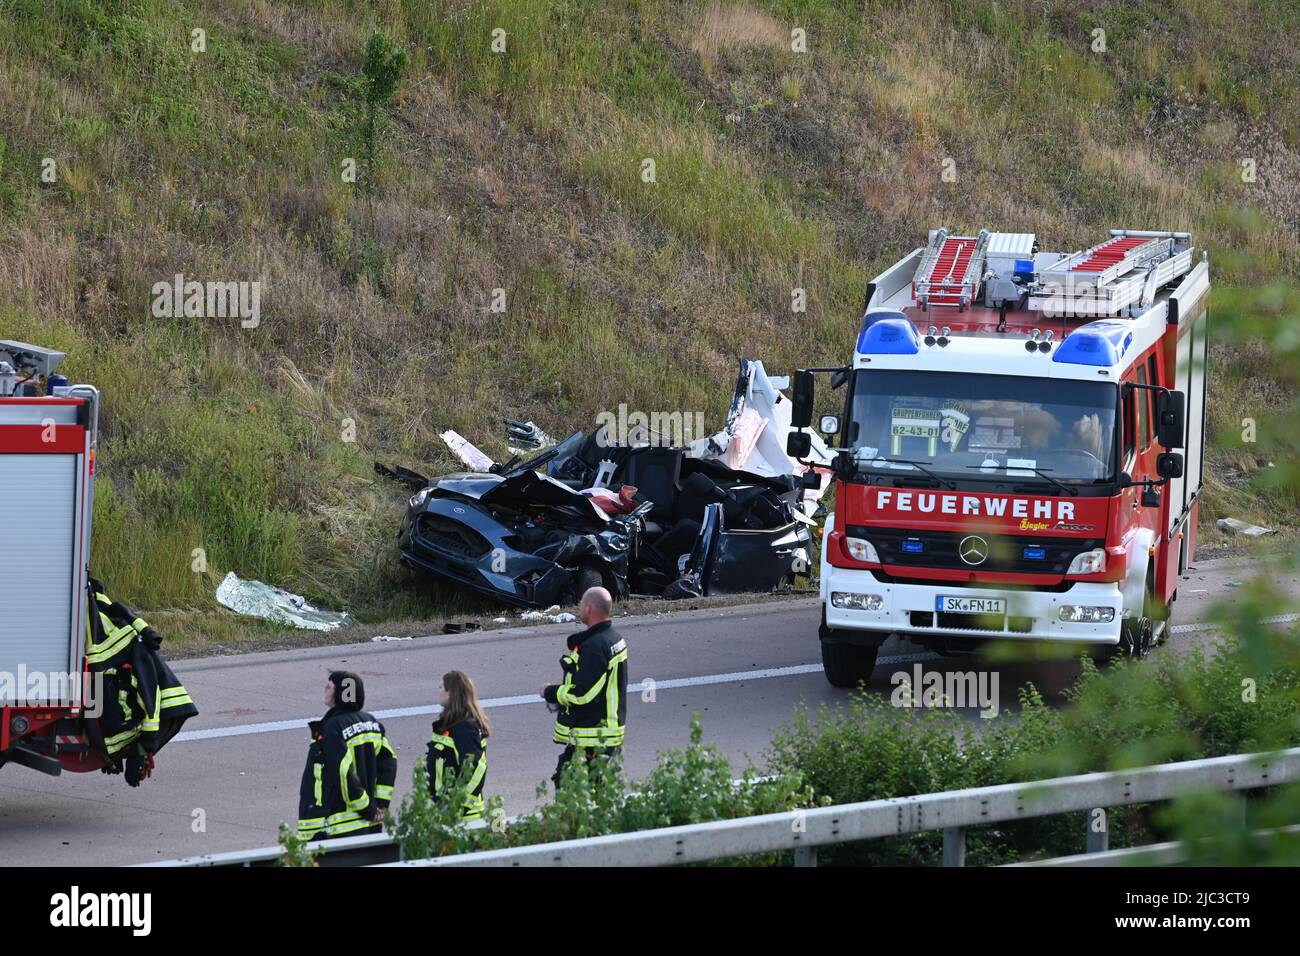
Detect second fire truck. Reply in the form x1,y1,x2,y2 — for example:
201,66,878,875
789,228,1210,686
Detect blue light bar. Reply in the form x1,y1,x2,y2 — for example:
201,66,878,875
1023,545,1047,560
1052,319,1135,367
901,538,925,554
857,312,920,355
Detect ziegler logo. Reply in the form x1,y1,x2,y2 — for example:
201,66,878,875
872,490,1078,521
958,536,988,565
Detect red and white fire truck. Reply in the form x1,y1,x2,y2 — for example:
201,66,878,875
788,229,1210,686
0,340,106,774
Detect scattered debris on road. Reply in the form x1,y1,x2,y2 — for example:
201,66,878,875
215,572,356,631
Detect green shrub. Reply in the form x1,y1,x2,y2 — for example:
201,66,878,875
767,621,1300,866
382,715,813,862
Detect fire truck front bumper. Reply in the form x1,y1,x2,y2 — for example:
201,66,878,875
822,570,1123,645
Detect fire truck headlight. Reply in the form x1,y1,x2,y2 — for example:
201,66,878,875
1058,605,1115,623
1066,548,1107,575
832,592,884,611
10,715,30,736
844,536,880,563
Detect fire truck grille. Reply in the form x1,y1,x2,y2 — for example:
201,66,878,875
851,526,1104,575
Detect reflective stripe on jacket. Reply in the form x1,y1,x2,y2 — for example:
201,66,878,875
297,707,398,840
426,719,487,819
85,579,198,762
543,620,628,749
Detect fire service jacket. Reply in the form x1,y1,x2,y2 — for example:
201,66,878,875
84,578,198,783
543,620,628,749
427,718,487,819
297,706,398,840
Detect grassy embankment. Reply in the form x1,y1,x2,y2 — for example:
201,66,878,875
1,0,1297,644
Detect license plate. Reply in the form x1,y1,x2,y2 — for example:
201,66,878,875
936,595,1007,615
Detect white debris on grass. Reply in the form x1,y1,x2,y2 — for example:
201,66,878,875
520,605,576,624
215,572,356,631
1216,517,1277,537
440,429,494,472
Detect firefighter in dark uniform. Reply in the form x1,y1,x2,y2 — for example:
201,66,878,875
540,586,628,787
297,671,398,841
427,670,491,819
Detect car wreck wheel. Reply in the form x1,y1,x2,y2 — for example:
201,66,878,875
565,566,605,605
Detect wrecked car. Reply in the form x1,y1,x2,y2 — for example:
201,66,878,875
397,434,646,608
389,360,833,608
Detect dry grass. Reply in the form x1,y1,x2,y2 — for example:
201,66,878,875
690,1,787,75
1,0,1297,634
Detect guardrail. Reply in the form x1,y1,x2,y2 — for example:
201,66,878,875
148,747,1300,867
1009,824,1300,867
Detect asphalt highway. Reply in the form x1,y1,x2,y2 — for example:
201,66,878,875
0,556,1293,866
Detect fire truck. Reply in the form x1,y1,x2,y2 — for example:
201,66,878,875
0,340,106,774
787,229,1210,686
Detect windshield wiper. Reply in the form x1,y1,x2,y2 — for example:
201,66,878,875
963,464,1078,496
865,458,955,489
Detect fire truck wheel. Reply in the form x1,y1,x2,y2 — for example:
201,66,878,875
821,639,880,688
1119,614,1154,659
819,611,881,687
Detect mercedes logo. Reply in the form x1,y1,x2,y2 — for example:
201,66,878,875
958,535,988,566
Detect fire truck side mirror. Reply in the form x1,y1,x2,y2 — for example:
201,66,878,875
1155,390,1186,449
791,369,815,428
787,431,812,459
1157,451,1184,480
833,449,854,479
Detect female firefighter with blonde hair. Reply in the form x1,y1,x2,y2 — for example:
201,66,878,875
427,670,491,819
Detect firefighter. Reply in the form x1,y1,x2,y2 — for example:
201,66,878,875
297,671,398,841
539,586,628,788
426,670,491,819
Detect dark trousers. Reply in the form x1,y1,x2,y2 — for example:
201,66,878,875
552,745,623,788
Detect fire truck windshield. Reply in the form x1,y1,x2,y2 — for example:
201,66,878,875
845,370,1118,485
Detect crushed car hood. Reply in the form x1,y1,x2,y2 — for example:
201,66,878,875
433,470,608,524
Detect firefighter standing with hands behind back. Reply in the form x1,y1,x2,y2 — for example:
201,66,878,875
540,586,629,787
296,671,398,841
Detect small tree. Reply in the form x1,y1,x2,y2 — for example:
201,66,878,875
358,31,406,196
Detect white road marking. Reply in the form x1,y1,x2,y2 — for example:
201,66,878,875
173,652,938,743
169,612,1300,744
